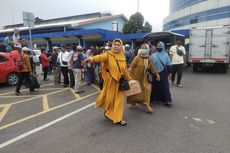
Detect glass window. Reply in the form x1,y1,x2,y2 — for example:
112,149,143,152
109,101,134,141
0,55,9,63
164,6,230,31
171,0,207,12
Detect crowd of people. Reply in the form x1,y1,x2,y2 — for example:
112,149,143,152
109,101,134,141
4,29,186,126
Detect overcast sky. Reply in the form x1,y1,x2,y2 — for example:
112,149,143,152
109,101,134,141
0,0,169,31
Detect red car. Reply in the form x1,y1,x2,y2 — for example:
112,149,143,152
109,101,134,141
0,52,19,85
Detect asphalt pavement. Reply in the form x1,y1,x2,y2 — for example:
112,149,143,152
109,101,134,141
0,67,230,153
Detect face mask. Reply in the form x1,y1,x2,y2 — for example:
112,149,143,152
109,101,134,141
105,46,110,50
140,49,149,55
156,48,163,52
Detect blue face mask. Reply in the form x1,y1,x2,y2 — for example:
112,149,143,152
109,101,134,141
140,49,149,55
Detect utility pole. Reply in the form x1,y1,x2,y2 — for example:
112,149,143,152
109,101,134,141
137,0,139,12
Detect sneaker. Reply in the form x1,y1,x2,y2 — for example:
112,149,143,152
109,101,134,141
164,102,173,107
75,90,83,94
177,84,183,88
15,92,22,96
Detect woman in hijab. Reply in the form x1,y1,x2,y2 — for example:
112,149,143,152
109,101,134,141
84,39,131,126
150,41,173,107
127,44,160,113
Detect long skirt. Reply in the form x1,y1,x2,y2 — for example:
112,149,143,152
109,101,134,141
96,72,124,123
151,69,172,103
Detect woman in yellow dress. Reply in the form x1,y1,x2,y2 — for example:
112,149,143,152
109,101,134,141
84,39,131,126
128,44,160,113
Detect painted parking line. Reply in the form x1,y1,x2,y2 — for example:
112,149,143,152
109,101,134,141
0,83,100,130
10,88,68,105
42,95,49,112
0,83,55,96
0,88,74,125
0,104,11,123
0,102,95,149
0,91,98,131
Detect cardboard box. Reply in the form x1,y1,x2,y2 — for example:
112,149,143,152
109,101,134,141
124,80,142,96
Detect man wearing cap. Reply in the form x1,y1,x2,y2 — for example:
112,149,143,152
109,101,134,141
15,47,32,96
57,44,70,87
69,46,85,94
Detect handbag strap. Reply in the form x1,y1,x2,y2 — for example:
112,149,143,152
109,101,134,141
114,58,121,73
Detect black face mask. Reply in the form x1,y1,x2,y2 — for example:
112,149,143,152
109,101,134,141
156,48,163,52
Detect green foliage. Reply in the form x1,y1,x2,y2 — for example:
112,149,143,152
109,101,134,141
122,12,152,34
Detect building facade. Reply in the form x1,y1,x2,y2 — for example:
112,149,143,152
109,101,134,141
163,0,230,33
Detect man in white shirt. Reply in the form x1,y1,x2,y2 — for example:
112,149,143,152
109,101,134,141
12,28,22,52
169,40,186,88
57,44,70,87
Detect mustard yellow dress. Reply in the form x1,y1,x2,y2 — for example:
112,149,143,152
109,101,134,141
90,50,130,123
127,56,158,108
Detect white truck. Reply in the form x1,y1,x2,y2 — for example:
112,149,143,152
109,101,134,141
189,27,230,73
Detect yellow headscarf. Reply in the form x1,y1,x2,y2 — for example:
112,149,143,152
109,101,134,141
101,38,126,81
110,38,126,61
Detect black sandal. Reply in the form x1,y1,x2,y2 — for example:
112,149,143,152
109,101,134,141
119,120,127,126
104,111,108,119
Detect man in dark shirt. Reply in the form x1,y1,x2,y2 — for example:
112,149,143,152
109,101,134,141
70,46,85,94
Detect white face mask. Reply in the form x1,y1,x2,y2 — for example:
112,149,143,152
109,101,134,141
105,46,110,50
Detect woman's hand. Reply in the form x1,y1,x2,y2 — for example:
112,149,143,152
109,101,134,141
83,58,91,64
168,73,172,80
156,74,160,81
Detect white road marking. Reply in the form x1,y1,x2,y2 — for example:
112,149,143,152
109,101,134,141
206,119,216,124
191,118,203,122
0,102,95,149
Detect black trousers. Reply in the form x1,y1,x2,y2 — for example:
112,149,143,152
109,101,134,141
43,67,48,80
16,72,30,93
68,69,75,87
61,67,69,85
172,64,184,85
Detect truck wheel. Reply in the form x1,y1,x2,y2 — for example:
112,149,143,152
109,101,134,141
193,64,198,72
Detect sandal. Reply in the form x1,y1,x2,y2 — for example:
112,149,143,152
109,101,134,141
119,120,127,126
104,111,108,119
146,107,153,114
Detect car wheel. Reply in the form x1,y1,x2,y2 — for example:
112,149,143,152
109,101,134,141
7,73,18,86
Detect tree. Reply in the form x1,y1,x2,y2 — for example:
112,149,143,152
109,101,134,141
122,12,152,34
142,21,152,33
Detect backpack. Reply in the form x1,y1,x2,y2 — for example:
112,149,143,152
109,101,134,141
29,75,40,90
10,50,24,70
